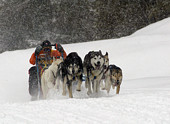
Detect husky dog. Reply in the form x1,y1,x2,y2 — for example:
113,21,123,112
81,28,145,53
83,50,106,95
61,52,83,98
101,52,109,90
41,57,63,99
105,65,123,94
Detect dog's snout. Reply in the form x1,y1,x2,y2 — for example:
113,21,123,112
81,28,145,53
97,61,100,65
117,80,119,84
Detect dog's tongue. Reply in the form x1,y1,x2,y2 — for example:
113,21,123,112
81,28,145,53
96,65,100,70
113,83,118,86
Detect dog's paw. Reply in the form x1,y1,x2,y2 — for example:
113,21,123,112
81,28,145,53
87,90,92,95
76,89,81,92
69,95,73,98
30,96,37,101
76,87,81,92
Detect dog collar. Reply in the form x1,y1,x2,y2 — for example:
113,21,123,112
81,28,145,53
94,76,96,80
73,76,75,80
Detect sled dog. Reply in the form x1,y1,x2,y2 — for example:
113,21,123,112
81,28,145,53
83,50,107,95
105,65,123,94
41,57,63,99
61,52,83,98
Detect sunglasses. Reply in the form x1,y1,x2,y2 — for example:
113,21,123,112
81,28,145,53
43,47,51,52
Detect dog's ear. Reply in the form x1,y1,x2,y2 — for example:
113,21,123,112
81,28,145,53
104,52,108,58
99,50,102,55
105,52,108,56
90,51,95,58
99,50,104,57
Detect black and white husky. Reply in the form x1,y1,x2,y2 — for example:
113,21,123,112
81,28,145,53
61,52,83,98
83,50,107,95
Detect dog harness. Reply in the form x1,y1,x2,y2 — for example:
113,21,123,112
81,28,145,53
87,64,105,80
66,75,76,85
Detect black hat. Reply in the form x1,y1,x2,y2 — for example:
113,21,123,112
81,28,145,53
41,40,51,48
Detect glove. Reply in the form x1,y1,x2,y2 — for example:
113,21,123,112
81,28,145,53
55,43,63,53
35,45,42,56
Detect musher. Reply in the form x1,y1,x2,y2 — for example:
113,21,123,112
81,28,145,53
28,40,67,100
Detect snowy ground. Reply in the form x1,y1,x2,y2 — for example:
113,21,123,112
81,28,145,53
0,18,170,124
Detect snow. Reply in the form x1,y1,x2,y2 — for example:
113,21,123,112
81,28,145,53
0,17,170,124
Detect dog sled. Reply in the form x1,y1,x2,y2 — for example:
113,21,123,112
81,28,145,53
29,43,65,100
